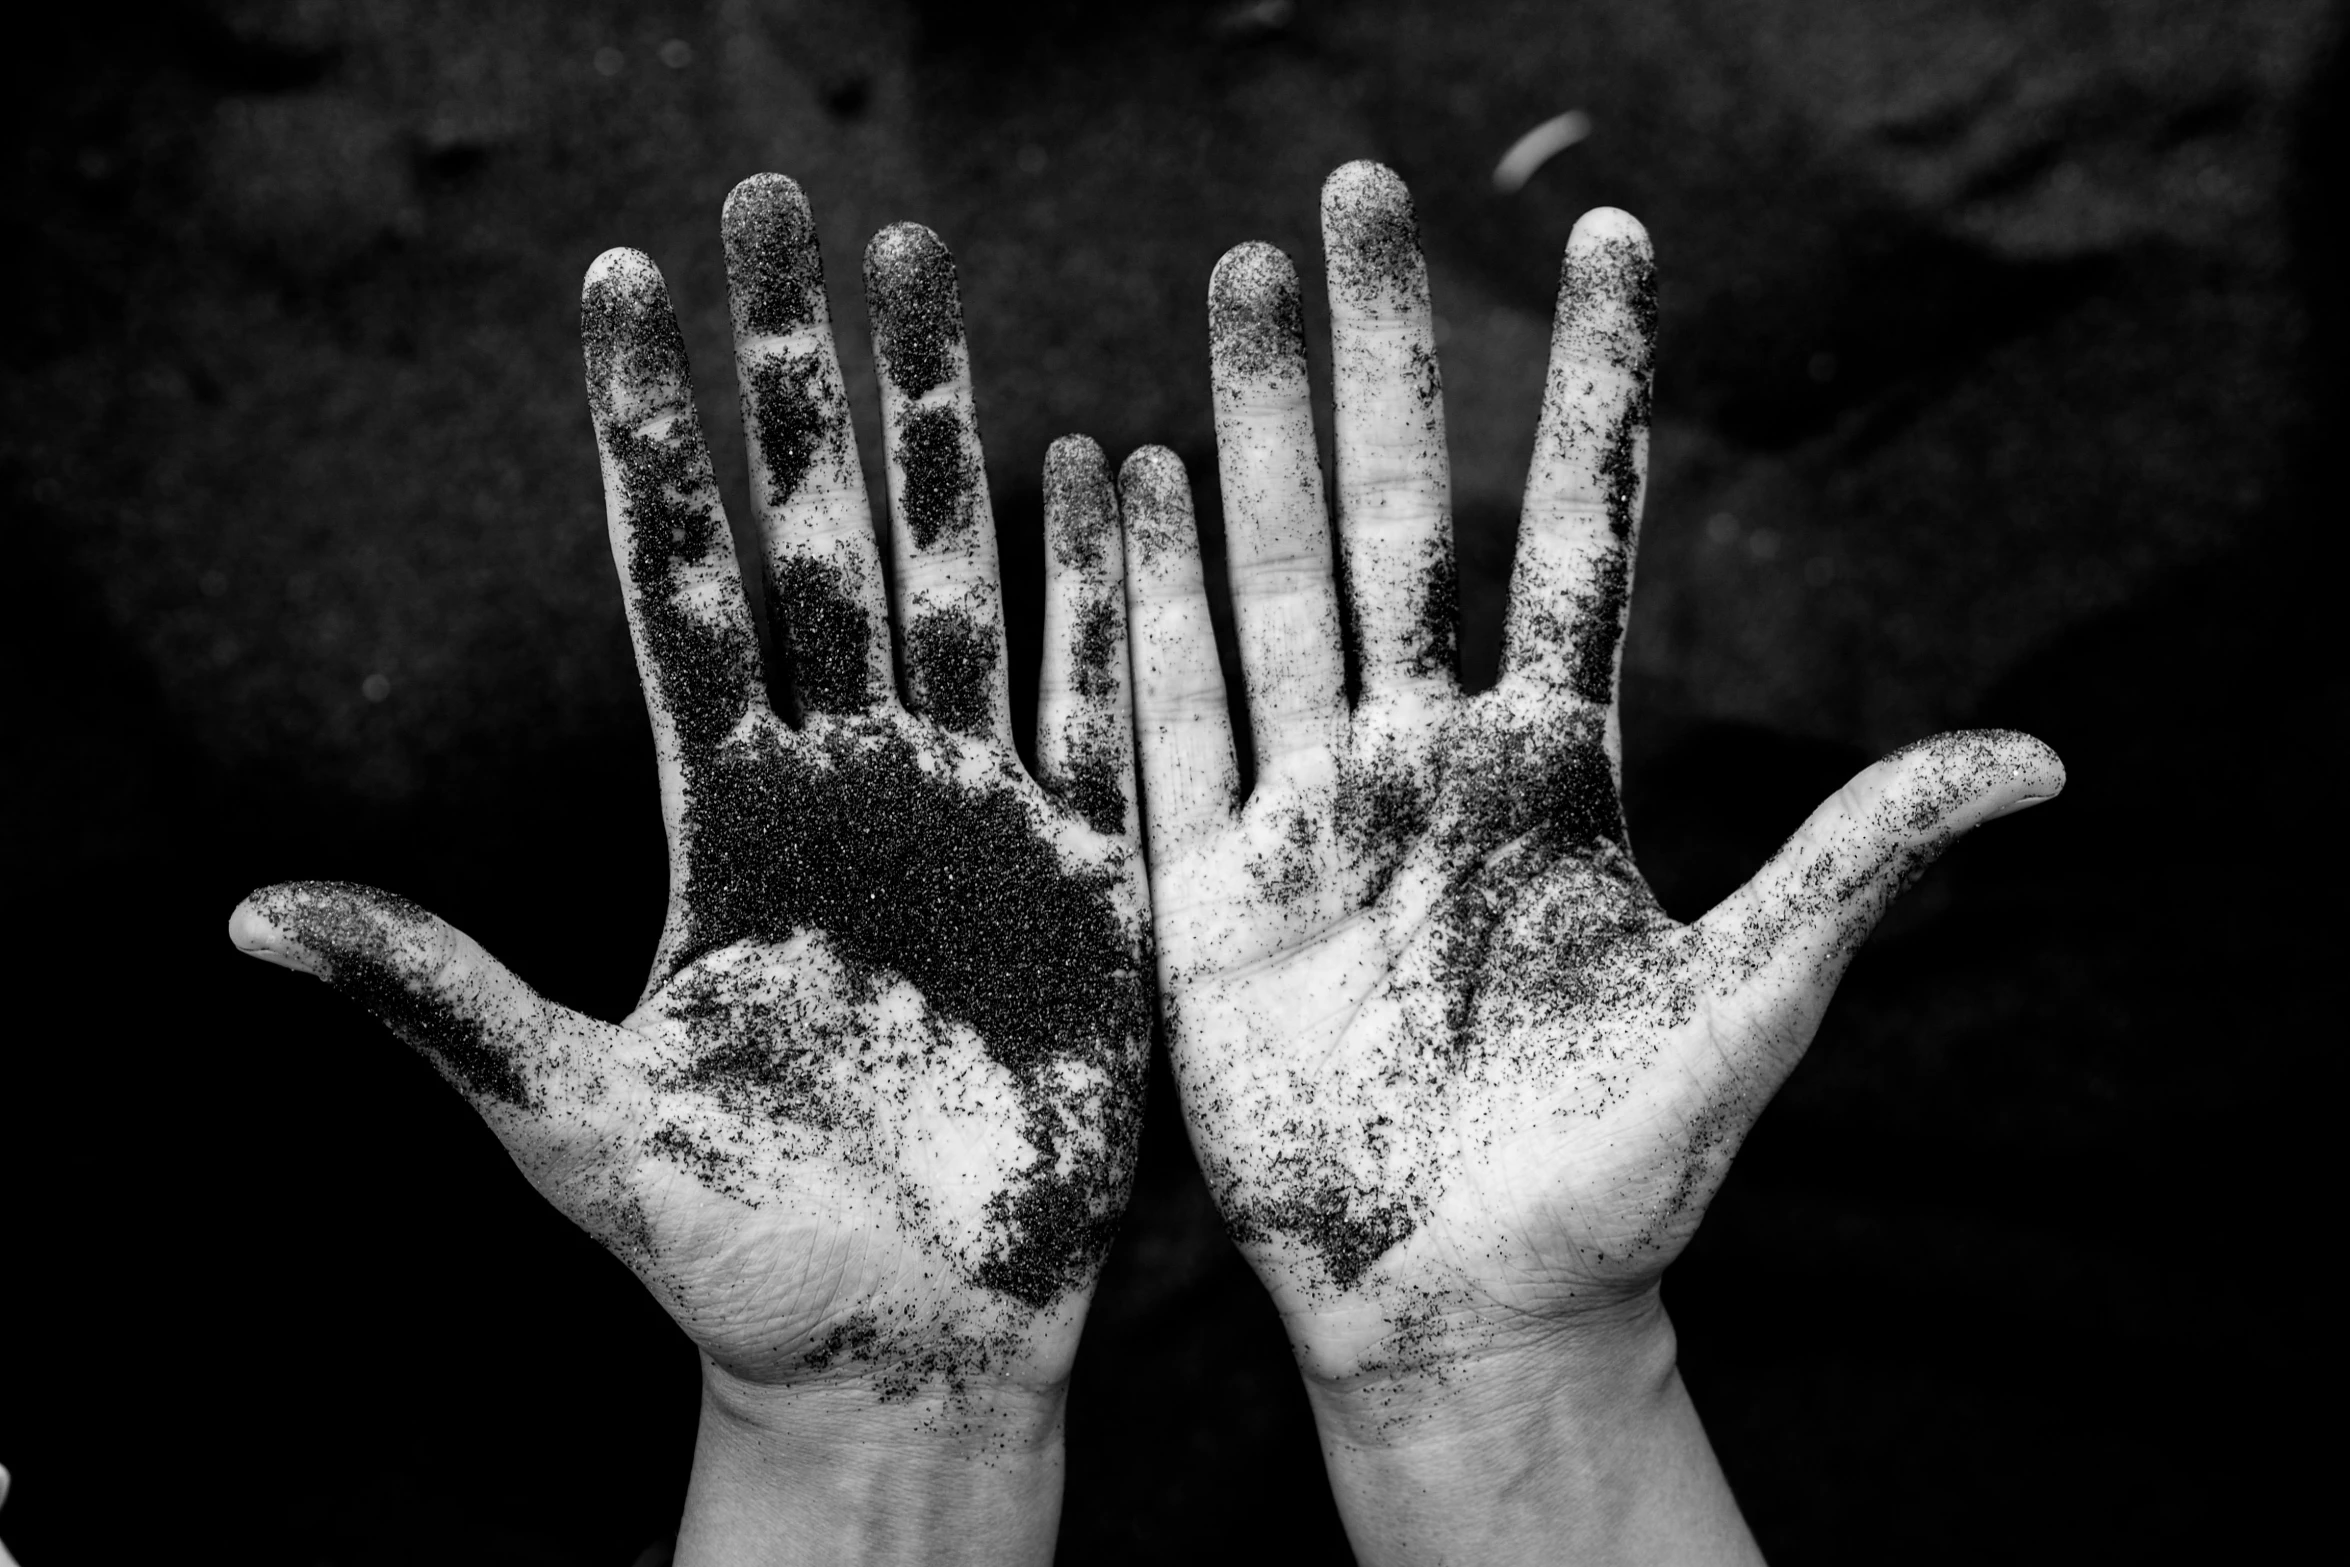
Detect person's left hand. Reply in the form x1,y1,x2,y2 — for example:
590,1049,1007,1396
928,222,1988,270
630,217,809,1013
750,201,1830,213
1118,161,2062,1563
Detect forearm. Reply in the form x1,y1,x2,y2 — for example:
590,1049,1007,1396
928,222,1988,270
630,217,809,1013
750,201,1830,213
675,1361,1067,1566
1301,1300,1763,1566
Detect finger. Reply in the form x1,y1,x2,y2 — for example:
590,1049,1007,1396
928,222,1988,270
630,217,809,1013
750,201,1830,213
865,222,1012,746
1036,435,1138,841
1322,161,1458,710
583,248,770,839
722,174,893,719
1209,242,1347,787
1500,208,1656,758
1119,445,1241,865
228,881,632,1137
1693,730,2066,1079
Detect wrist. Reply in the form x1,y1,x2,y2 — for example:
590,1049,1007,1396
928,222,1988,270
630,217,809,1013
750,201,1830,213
1298,1293,1762,1565
676,1358,1068,1567
1299,1279,1671,1432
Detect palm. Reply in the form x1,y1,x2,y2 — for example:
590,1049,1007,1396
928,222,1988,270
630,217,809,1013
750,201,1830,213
1156,691,1716,1362
1121,164,2061,1384
233,177,1149,1402
595,701,1144,1384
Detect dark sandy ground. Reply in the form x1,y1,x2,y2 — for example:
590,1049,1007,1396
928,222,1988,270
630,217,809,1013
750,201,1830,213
1,2,2337,1561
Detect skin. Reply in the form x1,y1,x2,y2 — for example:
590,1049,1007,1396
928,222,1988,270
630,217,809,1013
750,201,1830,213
228,176,1149,1566
1121,161,2065,1563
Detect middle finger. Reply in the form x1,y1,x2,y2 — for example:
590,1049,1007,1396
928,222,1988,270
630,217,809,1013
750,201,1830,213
1323,161,1459,715
865,222,1014,750
723,174,895,721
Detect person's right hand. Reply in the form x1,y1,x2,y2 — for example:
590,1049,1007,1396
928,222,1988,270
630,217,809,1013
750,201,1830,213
1119,161,2063,1563
229,176,1151,1563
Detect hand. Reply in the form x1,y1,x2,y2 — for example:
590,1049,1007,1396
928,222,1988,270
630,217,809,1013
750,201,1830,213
230,176,1150,1563
1119,162,2063,1562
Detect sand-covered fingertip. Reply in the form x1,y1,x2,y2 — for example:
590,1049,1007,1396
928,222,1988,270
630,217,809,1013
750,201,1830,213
864,221,964,397
1990,727,2067,798
581,244,668,309
1883,727,2066,831
721,172,814,248
1322,157,1412,215
1208,241,1308,384
1551,206,1657,385
863,219,955,285
580,246,695,428
722,173,826,339
228,886,323,975
1321,159,1426,306
1046,431,1110,482
1115,445,1198,562
1044,434,1116,568
1566,204,1650,259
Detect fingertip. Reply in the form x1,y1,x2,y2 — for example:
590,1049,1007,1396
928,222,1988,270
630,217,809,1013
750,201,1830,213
1567,205,1651,257
863,222,958,322
581,248,692,420
1046,432,1109,481
2009,731,2067,796
1322,161,1426,309
1975,730,2067,818
1209,243,1306,383
1209,240,1300,307
1117,443,1186,494
227,895,271,950
228,889,318,975
864,219,950,275
1321,158,1411,216
1044,435,1118,571
864,222,963,397
583,245,664,303
1872,729,2070,836
722,175,825,339
721,171,810,238
1552,208,1656,377
1116,445,1196,559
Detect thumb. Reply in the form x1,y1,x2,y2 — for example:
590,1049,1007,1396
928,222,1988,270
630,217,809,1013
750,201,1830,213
1693,729,2064,1072
229,880,627,1132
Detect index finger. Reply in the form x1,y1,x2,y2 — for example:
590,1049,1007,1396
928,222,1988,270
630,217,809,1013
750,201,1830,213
866,223,1015,748
1499,209,1656,748
582,248,770,838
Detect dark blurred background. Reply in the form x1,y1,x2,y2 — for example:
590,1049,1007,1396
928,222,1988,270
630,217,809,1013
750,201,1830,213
1,1,2336,1561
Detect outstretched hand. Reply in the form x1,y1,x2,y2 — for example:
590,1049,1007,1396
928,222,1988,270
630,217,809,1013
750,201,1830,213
1120,162,2062,1560
230,177,1150,1450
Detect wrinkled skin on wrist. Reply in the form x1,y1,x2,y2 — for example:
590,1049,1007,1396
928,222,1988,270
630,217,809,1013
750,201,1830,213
1123,162,2063,1400
233,175,1151,1415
